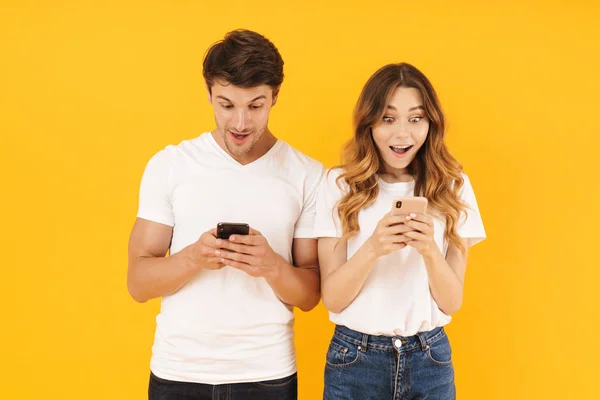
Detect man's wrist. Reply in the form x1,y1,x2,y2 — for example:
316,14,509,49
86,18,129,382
172,248,199,272
265,255,289,283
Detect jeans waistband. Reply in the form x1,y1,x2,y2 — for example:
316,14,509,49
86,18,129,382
333,325,446,352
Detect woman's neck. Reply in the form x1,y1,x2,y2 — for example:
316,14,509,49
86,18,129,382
378,167,414,183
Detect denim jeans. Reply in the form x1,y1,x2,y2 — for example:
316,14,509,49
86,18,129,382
324,325,455,400
148,371,297,400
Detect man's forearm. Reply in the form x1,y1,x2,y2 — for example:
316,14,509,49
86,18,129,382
127,252,198,303
266,258,320,312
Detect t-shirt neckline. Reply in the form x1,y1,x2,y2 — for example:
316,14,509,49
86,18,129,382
207,132,282,168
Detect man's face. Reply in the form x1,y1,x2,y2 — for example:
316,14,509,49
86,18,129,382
209,81,278,158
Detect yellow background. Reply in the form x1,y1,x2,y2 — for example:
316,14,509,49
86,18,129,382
1,0,599,399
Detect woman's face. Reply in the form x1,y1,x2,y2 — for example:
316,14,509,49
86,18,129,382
371,86,429,175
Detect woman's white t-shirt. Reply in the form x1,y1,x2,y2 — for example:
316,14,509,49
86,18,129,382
314,168,486,337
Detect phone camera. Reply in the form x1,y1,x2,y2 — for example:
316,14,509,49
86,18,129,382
396,201,402,209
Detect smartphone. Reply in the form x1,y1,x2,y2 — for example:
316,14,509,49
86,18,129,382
390,197,428,216
216,222,250,240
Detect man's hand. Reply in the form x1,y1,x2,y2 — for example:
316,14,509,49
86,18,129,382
215,228,285,278
178,228,225,271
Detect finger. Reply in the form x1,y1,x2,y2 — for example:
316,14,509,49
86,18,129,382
200,245,219,257
404,220,433,235
249,228,262,236
390,243,407,251
218,249,258,265
205,257,224,265
218,241,258,255
225,260,261,276
406,240,427,250
383,242,407,254
204,234,221,248
382,224,414,236
405,213,433,226
381,215,412,227
229,234,260,245
200,229,219,245
388,234,411,244
403,230,432,242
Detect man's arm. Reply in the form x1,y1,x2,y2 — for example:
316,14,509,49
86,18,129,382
127,218,224,303
266,238,320,311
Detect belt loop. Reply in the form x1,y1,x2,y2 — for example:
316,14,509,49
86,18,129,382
358,333,368,352
417,332,429,351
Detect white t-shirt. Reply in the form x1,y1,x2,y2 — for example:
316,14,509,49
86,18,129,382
136,132,324,384
314,168,486,337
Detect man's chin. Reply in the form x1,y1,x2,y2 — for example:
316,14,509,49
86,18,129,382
225,138,252,156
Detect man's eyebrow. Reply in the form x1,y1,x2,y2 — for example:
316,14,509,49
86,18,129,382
215,95,267,103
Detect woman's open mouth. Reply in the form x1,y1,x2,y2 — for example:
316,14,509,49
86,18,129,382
390,145,413,155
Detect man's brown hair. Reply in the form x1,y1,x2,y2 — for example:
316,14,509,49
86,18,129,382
203,29,284,93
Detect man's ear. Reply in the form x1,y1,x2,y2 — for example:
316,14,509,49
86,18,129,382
206,84,213,104
271,86,281,106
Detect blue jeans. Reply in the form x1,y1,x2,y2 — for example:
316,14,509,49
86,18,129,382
324,325,455,400
148,372,297,400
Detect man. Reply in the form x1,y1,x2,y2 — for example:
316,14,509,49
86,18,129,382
127,29,324,399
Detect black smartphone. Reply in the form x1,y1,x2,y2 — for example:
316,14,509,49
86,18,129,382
216,222,250,240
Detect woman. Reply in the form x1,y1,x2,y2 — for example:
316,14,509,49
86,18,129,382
314,63,486,399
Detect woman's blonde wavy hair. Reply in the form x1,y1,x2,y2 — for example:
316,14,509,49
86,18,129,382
335,63,467,254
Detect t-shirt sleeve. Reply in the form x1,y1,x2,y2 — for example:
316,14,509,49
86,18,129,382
136,149,175,227
457,173,486,248
313,168,344,238
293,161,325,238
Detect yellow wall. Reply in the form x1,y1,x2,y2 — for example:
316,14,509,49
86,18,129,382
2,1,599,398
